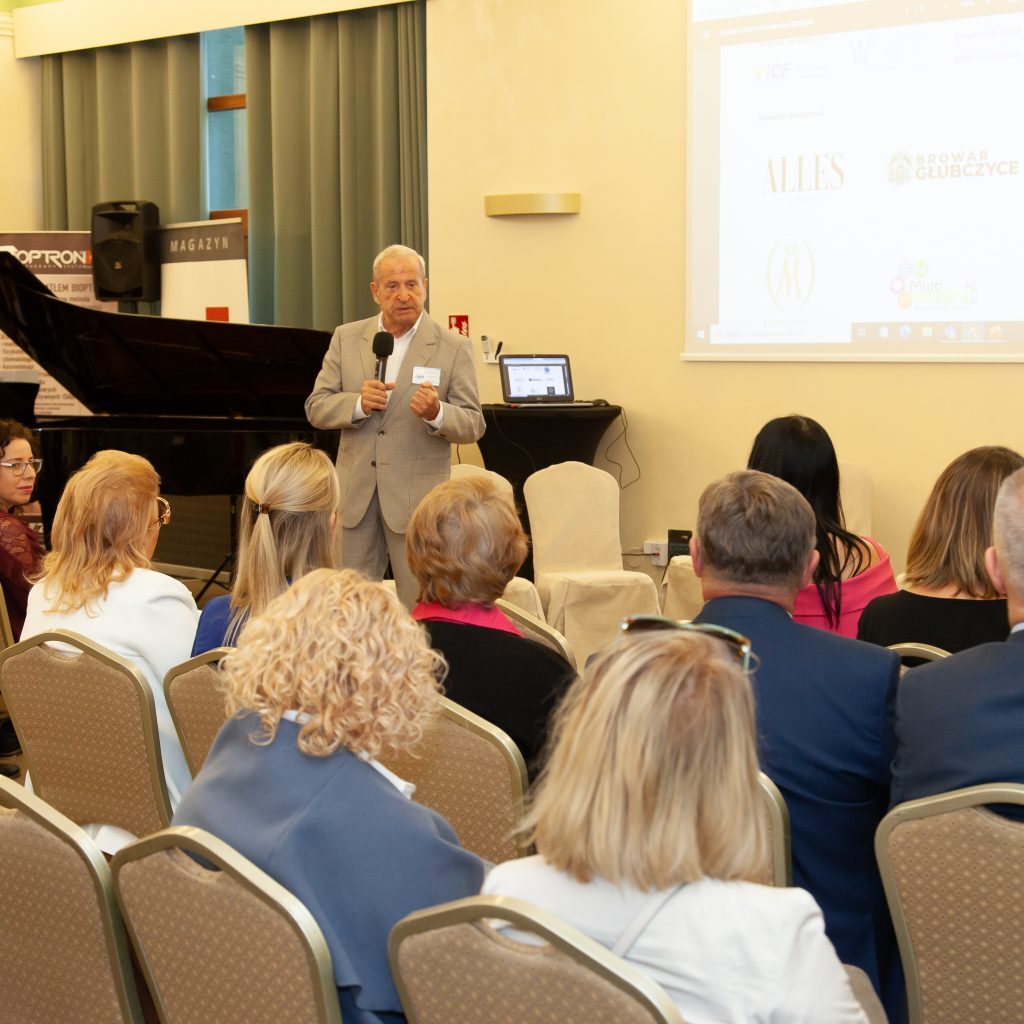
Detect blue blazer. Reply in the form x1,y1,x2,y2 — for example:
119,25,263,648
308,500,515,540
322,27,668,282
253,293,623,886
694,596,901,1015
173,715,484,1024
892,629,1024,811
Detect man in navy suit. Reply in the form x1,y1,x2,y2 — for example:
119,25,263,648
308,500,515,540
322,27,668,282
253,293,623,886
691,470,901,1017
891,466,1023,809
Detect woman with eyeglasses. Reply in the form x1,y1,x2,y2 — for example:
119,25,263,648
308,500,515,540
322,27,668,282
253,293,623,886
22,450,199,821
191,441,339,655
484,623,868,1024
0,418,45,643
0,419,45,774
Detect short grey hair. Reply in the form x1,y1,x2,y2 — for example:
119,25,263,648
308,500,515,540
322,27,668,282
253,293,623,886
697,470,816,589
993,467,1024,594
372,244,426,281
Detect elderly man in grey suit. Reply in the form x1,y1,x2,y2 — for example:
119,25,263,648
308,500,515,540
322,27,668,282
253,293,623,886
306,245,484,606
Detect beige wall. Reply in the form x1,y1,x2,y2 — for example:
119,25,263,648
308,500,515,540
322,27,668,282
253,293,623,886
3,0,1021,573
426,0,1024,573
0,14,42,228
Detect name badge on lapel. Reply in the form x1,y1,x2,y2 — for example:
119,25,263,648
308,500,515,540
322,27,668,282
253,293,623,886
412,366,442,387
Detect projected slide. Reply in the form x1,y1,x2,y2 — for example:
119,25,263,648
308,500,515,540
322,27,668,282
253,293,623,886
686,0,1024,360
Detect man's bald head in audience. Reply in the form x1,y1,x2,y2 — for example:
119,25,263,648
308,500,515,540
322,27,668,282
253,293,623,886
693,470,818,605
989,467,1024,615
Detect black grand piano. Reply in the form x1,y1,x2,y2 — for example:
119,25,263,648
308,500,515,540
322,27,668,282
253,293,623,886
0,253,336,565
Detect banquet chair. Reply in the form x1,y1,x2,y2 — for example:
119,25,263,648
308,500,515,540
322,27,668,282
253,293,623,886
449,463,545,618
887,642,951,664
112,826,342,1024
495,597,577,669
755,771,792,887
389,895,684,1024
839,460,873,538
0,630,171,839
524,462,659,664
661,555,704,621
876,782,1024,1024
164,647,233,776
0,592,14,650
844,965,889,1024
0,775,145,1024
379,696,529,864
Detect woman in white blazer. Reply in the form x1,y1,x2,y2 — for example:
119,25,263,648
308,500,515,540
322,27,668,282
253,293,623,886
484,621,869,1024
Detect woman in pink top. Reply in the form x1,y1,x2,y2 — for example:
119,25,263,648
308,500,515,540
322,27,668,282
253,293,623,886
748,415,896,638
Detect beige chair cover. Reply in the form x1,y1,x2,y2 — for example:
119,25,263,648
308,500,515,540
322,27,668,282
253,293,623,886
525,462,659,663
839,460,873,538
661,555,705,620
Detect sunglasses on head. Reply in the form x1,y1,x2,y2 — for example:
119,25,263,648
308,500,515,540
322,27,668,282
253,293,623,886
621,615,753,671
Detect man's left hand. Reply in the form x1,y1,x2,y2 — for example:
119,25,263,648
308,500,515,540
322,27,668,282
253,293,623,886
410,382,441,421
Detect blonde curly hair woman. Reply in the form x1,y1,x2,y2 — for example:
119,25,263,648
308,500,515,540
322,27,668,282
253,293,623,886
173,568,484,1024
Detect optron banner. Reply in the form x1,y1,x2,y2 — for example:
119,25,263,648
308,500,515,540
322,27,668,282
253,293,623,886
0,231,114,416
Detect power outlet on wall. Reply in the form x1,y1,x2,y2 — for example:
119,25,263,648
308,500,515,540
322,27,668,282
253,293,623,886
643,539,669,567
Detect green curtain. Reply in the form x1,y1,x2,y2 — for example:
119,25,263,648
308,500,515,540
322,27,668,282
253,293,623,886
246,2,427,330
40,36,202,230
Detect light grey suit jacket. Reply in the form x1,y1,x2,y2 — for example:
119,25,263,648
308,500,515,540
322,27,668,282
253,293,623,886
305,313,484,533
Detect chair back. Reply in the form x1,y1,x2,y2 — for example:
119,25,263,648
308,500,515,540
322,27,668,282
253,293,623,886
164,648,233,776
0,630,171,836
876,783,1024,1024
112,826,342,1024
661,555,705,621
380,697,529,863
0,591,14,650
495,598,577,669
524,462,624,575
754,771,792,887
844,965,890,1024
838,460,873,537
389,895,684,1024
887,642,951,664
0,775,144,1023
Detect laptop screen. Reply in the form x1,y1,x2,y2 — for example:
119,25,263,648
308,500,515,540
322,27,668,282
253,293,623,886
499,354,574,403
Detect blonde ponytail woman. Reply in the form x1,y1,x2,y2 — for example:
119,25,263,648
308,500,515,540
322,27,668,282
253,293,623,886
192,442,339,654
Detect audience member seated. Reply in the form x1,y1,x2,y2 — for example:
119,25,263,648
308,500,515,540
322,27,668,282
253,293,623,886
174,569,483,1024
690,470,901,1019
22,450,198,806
484,624,867,1024
0,418,44,642
407,476,574,776
858,445,1023,653
192,441,339,654
891,466,1024,814
748,414,896,637
0,418,44,771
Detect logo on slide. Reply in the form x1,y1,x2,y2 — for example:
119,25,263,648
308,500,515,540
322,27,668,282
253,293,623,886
887,150,1020,184
887,153,914,186
767,236,815,312
763,154,845,194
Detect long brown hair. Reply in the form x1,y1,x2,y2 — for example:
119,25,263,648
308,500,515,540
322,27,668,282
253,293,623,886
906,446,1024,598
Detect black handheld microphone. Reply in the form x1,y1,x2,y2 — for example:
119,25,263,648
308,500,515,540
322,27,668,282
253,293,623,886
372,331,395,382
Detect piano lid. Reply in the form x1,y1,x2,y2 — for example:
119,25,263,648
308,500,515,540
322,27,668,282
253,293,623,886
0,252,332,419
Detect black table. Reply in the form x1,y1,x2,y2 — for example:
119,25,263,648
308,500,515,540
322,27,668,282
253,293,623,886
476,403,622,580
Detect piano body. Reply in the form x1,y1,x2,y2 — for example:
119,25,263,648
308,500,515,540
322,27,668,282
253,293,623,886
0,253,337,565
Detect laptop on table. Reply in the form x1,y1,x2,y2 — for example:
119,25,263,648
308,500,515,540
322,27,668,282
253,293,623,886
498,354,594,407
